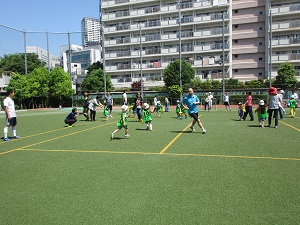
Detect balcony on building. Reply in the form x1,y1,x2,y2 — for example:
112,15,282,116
272,3,300,16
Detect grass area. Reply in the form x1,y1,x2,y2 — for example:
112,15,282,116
0,108,300,224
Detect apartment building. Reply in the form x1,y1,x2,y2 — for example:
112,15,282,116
100,0,300,88
81,17,101,47
26,46,60,69
270,0,300,78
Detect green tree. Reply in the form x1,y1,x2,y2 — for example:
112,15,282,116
87,61,103,74
48,67,74,105
168,85,182,98
0,53,46,74
6,73,31,109
163,60,195,88
81,68,113,92
274,62,298,88
27,67,50,108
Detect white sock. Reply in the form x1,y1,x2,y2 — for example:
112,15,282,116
12,126,17,137
4,126,8,138
149,124,152,130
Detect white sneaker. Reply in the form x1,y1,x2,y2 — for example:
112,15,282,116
125,134,130,138
110,133,114,140
190,126,195,132
202,128,206,134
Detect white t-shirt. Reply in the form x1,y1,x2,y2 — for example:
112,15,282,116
89,99,100,111
3,97,16,117
123,93,127,103
224,95,229,102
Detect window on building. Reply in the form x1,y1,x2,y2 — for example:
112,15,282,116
234,25,238,28
234,69,239,73
234,40,238,43
235,10,238,14
259,27,263,31
259,42,263,46
234,55,238,58
259,57,263,61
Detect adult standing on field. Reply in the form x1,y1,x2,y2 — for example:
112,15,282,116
82,92,90,121
242,91,254,121
122,90,127,105
267,87,282,128
182,88,206,134
104,92,113,117
3,89,21,141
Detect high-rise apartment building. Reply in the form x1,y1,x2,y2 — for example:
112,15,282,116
100,0,300,88
81,17,101,47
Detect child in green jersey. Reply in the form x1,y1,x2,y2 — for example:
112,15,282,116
255,100,268,127
156,101,163,117
180,103,188,119
103,102,109,121
142,103,154,131
175,100,182,119
110,105,130,140
289,95,297,118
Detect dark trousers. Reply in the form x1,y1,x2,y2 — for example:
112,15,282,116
136,108,142,120
243,106,254,120
65,119,77,126
90,110,96,121
268,108,279,126
279,107,283,119
204,102,209,111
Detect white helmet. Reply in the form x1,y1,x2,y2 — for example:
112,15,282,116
143,103,149,109
121,105,128,112
157,101,161,104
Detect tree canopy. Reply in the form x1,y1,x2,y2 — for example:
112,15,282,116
273,62,298,89
163,59,195,88
81,68,113,92
0,53,46,74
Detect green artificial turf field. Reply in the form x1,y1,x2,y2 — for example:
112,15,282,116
0,108,300,224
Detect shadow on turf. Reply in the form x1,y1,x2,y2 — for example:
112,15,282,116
135,128,148,131
170,130,192,133
247,125,261,128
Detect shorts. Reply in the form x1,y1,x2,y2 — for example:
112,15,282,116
118,125,128,130
224,102,229,106
189,113,199,121
5,117,17,127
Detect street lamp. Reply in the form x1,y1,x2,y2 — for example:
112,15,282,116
100,0,107,95
177,0,183,101
269,6,273,87
222,12,225,103
140,23,143,97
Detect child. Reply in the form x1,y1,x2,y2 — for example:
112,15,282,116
110,105,130,140
156,101,163,117
238,102,245,121
289,95,297,118
103,102,109,121
142,103,154,131
180,103,188,119
175,100,182,118
255,100,268,127
65,107,78,127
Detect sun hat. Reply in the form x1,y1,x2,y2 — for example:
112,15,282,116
176,100,180,103
121,105,128,112
268,87,277,95
259,100,265,106
280,90,285,94
238,102,242,105
143,103,149,109
291,95,295,99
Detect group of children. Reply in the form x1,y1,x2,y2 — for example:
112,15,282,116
237,90,297,128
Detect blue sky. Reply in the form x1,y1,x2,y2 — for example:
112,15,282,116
0,0,100,57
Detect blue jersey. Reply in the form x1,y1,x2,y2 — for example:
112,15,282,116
182,95,199,114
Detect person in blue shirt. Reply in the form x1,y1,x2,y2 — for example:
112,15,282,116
65,107,78,127
182,88,206,134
